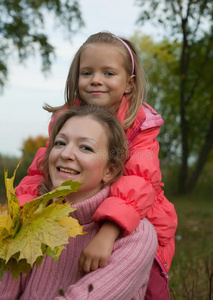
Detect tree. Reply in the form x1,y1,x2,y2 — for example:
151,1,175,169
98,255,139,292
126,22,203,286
0,0,84,91
131,33,181,161
18,135,48,182
21,135,48,156
136,0,213,193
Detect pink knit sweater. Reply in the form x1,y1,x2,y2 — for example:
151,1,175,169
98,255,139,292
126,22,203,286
0,186,157,300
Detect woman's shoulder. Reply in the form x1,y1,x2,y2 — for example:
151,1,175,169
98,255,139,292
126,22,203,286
115,218,157,249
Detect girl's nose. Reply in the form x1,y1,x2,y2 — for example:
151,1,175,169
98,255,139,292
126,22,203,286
91,73,102,85
60,146,76,160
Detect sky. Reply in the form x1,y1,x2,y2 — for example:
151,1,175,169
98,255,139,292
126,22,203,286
0,0,156,157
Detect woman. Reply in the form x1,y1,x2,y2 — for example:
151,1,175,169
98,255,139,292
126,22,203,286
0,105,157,300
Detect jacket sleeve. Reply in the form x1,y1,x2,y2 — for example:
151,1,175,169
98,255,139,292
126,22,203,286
15,147,47,206
15,112,56,206
93,126,177,240
55,219,157,300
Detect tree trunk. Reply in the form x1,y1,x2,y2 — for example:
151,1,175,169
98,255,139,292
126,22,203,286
178,17,190,194
178,87,188,194
187,117,213,192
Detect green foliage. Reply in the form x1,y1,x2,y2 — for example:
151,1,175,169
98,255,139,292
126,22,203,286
131,33,181,160
134,0,213,193
0,165,85,280
136,0,213,38
132,32,213,162
0,0,84,91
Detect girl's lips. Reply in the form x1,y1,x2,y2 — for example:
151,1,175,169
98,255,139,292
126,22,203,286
89,91,106,94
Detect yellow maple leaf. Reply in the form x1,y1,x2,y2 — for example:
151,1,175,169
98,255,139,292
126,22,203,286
0,163,85,280
4,162,21,237
58,216,86,238
0,214,13,243
5,200,81,266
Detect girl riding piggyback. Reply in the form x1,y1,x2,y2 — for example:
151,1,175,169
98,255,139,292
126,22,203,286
16,32,177,299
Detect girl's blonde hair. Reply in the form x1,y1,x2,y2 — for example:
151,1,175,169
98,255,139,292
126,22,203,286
44,31,148,129
38,105,128,194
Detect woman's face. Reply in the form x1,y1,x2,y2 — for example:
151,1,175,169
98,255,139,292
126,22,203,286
49,116,114,203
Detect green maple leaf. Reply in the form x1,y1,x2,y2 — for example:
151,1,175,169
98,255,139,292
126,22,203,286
0,163,86,280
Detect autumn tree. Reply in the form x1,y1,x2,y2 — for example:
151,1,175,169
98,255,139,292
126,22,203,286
0,0,84,91
136,0,213,193
21,135,48,156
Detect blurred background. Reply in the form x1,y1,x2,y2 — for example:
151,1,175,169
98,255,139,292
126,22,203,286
0,0,213,299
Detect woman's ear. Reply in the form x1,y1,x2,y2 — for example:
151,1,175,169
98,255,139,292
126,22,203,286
102,163,118,184
125,75,135,94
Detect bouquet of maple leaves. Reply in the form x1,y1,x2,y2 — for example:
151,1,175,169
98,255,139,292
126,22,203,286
0,163,86,280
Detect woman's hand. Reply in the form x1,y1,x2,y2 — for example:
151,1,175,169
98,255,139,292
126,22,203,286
78,222,121,273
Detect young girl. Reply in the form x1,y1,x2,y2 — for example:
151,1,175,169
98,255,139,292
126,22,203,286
0,106,157,299
16,32,177,299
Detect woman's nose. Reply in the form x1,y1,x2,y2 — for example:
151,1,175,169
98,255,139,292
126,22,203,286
60,146,76,160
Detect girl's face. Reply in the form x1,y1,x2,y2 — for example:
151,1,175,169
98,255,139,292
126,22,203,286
49,116,115,203
78,43,134,108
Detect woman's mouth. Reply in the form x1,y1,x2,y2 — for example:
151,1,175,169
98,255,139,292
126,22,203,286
58,167,80,175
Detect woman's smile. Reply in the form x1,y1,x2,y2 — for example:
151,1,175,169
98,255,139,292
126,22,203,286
57,166,80,175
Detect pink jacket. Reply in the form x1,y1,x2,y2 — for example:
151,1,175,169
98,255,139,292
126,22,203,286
15,97,177,272
1,187,157,300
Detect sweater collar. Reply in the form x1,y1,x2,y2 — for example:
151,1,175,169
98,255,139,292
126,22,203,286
70,186,110,225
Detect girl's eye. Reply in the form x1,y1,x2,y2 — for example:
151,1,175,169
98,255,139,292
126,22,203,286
81,71,92,76
105,71,114,76
54,140,66,146
80,145,93,152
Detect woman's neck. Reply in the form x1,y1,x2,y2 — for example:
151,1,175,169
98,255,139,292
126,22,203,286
65,184,103,204
70,186,110,224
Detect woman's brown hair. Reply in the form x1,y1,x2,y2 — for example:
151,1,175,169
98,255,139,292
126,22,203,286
38,105,128,194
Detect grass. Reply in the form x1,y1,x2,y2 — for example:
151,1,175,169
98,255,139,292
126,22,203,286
168,193,213,300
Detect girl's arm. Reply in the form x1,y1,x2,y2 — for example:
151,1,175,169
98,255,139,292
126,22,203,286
55,219,157,300
79,126,176,272
78,221,121,273
93,127,177,241
15,147,47,206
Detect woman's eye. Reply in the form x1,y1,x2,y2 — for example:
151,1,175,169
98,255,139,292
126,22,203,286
80,145,93,152
54,140,66,146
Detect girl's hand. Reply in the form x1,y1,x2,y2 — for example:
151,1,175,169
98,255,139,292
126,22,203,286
78,222,121,273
